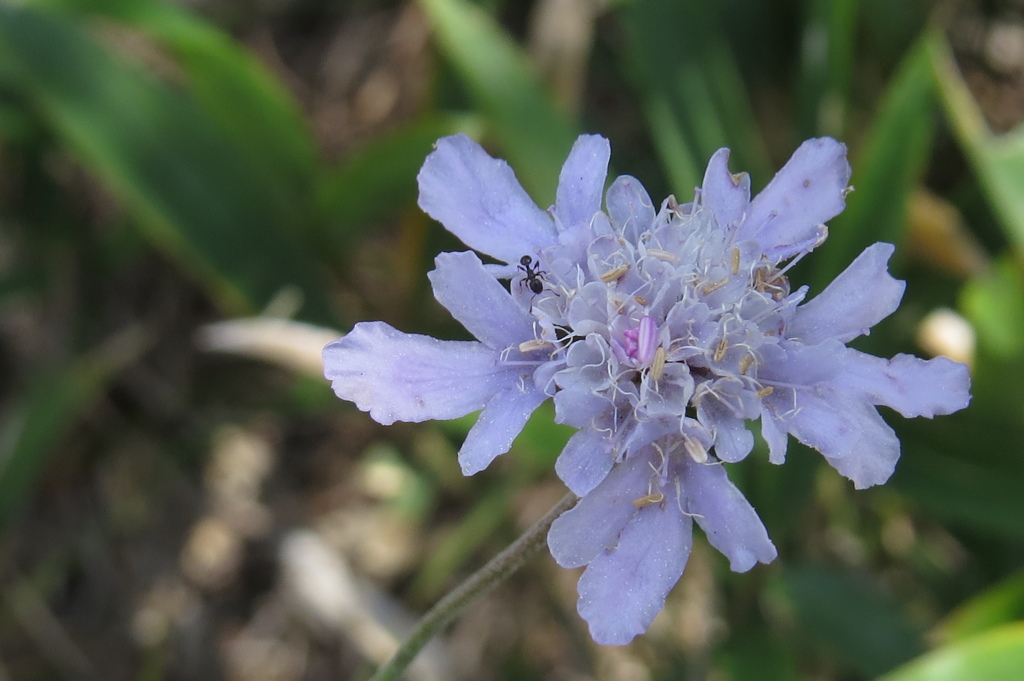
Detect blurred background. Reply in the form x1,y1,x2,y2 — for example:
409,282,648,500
0,0,1023,679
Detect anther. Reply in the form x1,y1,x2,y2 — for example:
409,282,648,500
684,438,708,464
738,355,755,374
600,264,630,283
633,492,665,508
714,337,728,362
702,278,729,295
646,248,678,262
756,386,774,398
649,346,667,381
731,247,741,275
519,339,553,353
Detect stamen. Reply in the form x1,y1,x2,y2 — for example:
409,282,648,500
756,386,774,398
519,339,553,353
731,247,741,275
649,346,667,380
714,337,728,362
684,437,708,464
633,492,665,508
600,264,630,282
738,354,755,374
702,278,729,295
646,248,678,262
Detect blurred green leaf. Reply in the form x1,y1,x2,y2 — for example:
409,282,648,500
877,624,1024,681
0,328,148,528
316,115,469,252
0,5,330,317
962,257,1024,361
33,0,317,206
892,412,1024,541
716,625,802,681
958,256,1024,425
417,0,576,205
939,572,1024,644
931,34,1024,253
815,36,937,288
781,565,925,678
619,0,771,194
641,92,701,200
796,0,857,139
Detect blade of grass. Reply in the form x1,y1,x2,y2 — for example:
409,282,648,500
813,36,937,288
0,6,330,318
877,623,1024,681
937,572,1024,644
33,0,317,208
618,0,771,193
930,33,1024,253
796,0,858,139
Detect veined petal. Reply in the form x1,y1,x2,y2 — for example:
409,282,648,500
417,134,557,263
552,389,610,428
785,389,900,488
740,137,851,259
701,148,751,230
323,322,510,426
458,383,548,475
683,458,777,572
555,135,611,230
555,426,616,496
788,243,906,344
697,398,755,463
820,400,901,489
781,389,863,461
547,452,651,568
577,497,693,645
428,251,535,349
833,350,972,418
758,339,846,386
606,175,655,243
760,408,789,464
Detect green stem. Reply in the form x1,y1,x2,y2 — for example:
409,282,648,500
368,492,578,681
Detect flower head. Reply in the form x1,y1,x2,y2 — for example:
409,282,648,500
323,134,972,645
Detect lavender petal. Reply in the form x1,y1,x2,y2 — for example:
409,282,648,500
788,243,906,344
428,251,535,349
323,322,511,426
555,426,617,496
576,499,692,645
606,175,656,243
833,350,972,418
785,390,901,488
417,134,557,263
547,452,652,568
740,137,851,259
555,135,611,230
683,458,777,571
701,147,751,230
458,383,548,475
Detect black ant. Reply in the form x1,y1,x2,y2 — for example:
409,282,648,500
518,255,546,295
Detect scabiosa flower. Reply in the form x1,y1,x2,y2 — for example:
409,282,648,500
323,134,971,645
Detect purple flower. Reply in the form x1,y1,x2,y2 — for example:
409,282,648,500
323,134,972,645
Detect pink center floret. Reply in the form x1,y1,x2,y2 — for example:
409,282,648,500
623,316,658,364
